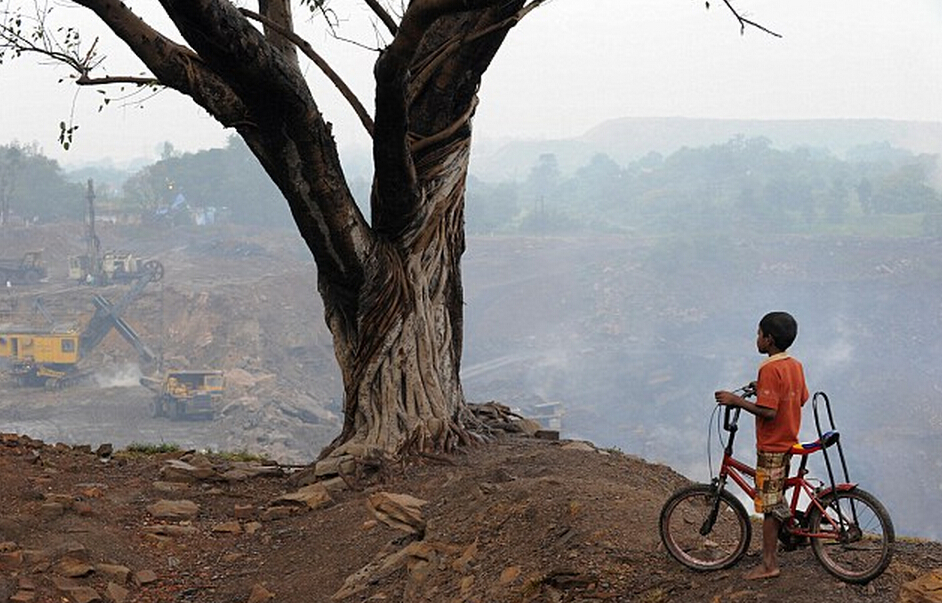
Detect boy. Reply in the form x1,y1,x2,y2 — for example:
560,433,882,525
715,311,809,580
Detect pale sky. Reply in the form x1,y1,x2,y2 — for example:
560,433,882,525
1,0,940,168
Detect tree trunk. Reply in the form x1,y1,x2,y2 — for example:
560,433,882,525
316,2,524,458
324,134,472,458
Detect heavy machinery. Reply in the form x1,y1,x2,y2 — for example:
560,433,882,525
140,370,225,421
69,251,164,285
67,179,164,285
0,261,161,387
0,251,47,284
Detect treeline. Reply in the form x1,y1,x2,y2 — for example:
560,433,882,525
0,137,295,228
1,135,940,236
0,142,84,223
467,136,942,236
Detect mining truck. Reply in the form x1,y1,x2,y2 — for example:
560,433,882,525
141,370,225,421
0,251,47,284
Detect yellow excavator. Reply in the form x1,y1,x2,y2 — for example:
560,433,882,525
0,261,161,387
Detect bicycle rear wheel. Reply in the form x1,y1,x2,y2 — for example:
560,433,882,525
807,487,894,584
659,483,751,571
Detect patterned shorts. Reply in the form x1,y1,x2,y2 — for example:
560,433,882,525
755,451,791,522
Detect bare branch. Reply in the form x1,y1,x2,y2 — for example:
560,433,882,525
719,0,781,37
364,0,398,37
71,0,250,127
76,74,159,86
239,7,374,136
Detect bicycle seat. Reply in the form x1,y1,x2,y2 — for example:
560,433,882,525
790,430,840,456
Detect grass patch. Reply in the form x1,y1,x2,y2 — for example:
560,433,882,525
121,442,181,456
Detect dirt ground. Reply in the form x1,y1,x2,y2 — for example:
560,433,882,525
1,430,940,603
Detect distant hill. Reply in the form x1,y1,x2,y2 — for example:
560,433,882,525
470,117,942,181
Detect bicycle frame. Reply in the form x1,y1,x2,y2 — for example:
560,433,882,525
713,393,859,542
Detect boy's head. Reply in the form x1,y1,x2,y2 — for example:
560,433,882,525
758,311,798,351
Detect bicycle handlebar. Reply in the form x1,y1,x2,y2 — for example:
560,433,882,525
721,384,755,432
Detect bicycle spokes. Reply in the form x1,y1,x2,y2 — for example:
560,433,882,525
809,489,894,583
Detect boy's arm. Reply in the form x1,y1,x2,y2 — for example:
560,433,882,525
714,390,777,421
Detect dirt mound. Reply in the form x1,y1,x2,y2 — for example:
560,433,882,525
1,431,939,603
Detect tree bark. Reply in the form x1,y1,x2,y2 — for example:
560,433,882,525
326,133,473,457
319,1,525,458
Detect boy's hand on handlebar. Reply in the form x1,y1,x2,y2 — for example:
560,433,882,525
714,390,740,407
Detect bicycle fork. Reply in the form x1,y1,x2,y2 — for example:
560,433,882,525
703,404,741,536
700,478,727,536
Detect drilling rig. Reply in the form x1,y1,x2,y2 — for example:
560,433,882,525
68,180,164,285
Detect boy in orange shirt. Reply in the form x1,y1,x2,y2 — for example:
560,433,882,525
715,311,809,580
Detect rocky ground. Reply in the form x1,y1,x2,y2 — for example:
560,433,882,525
1,427,941,603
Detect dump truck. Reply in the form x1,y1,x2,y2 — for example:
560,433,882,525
0,251,47,284
141,370,225,421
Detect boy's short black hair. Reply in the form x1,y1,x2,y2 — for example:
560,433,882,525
759,311,798,350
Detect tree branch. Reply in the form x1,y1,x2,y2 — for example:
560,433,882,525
718,0,781,37
372,0,524,238
70,0,249,127
240,7,374,136
258,0,299,64
407,0,544,117
0,7,102,76
76,74,159,86
364,0,398,37
158,0,372,295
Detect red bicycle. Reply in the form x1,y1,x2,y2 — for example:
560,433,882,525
659,386,894,583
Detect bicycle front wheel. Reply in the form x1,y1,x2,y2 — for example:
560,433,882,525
659,483,751,571
807,487,895,584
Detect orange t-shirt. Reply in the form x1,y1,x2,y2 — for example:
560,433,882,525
755,353,809,453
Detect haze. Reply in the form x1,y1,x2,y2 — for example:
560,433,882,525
1,0,940,167
1,0,942,541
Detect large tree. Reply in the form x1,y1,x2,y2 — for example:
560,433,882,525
2,0,545,460
1,0,770,460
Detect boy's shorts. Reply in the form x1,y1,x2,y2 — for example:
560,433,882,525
755,451,791,522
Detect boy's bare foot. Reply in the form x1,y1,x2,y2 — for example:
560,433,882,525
743,565,781,580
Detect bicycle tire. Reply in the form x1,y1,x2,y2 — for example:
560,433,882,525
659,483,751,571
807,487,894,584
